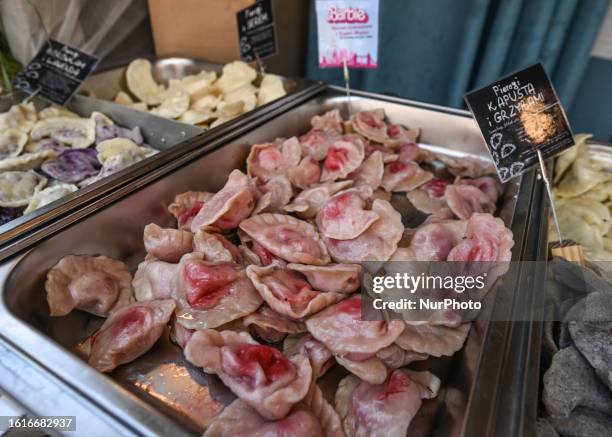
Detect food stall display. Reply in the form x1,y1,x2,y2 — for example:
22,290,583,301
532,135,612,437
0,101,157,224
551,134,612,277
0,60,318,256
538,258,612,437
43,107,512,434
0,1,607,435
0,89,539,436
94,58,287,129
0,92,202,245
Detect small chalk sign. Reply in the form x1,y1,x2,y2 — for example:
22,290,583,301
236,0,277,63
13,39,99,106
464,63,574,183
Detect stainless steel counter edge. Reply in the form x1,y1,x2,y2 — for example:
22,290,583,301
0,255,166,437
460,165,548,437
490,168,549,437
0,335,134,437
521,174,550,437
0,81,327,263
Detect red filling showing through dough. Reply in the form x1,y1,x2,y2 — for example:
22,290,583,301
111,307,146,337
424,179,449,198
232,344,294,384
184,261,238,309
178,202,204,227
325,147,349,171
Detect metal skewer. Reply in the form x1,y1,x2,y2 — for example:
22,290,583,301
537,149,563,243
343,59,351,116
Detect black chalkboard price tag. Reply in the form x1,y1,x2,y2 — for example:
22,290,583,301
13,39,99,106
236,0,277,63
464,63,574,183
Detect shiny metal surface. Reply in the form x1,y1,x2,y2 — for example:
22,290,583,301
0,340,134,437
0,92,201,150
0,92,200,253
0,88,534,436
0,77,324,261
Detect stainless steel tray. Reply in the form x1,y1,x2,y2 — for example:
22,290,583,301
0,79,325,260
81,56,313,122
0,92,199,249
0,88,540,436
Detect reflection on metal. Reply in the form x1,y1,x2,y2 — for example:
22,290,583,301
114,333,224,430
0,71,323,260
0,341,132,436
537,149,563,243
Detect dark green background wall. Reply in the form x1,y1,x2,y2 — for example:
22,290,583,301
569,57,612,142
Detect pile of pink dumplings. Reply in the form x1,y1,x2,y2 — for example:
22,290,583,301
45,108,514,436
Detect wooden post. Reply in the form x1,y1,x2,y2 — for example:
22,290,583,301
549,240,585,265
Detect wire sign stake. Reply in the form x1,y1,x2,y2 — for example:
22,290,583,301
537,149,562,242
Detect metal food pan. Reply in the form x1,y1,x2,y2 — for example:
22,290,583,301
0,92,200,252
0,88,539,436
81,56,313,122
0,78,325,260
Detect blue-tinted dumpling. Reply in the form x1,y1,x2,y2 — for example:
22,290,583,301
41,149,101,183
0,207,24,225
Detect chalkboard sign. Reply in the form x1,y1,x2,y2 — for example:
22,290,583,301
13,39,99,106
236,0,277,63
464,63,574,183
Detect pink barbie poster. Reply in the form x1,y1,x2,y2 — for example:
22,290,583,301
315,0,379,69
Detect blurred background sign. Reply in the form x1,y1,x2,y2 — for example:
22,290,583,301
315,0,379,69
